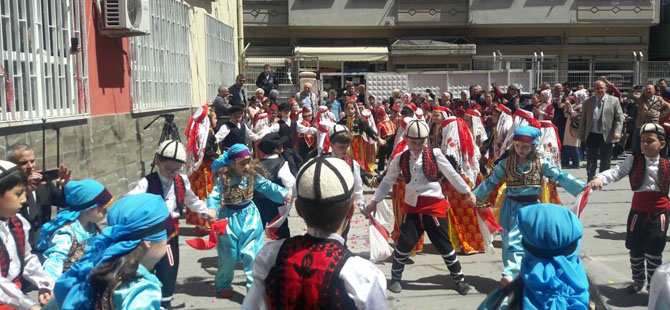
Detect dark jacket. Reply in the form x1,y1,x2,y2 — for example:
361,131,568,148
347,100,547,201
229,84,247,107
21,182,66,250
255,72,279,96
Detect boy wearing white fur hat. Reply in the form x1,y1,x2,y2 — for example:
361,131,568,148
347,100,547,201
242,157,387,310
365,119,476,295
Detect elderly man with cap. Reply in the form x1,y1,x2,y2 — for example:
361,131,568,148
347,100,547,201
589,122,670,294
125,140,216,310
365,119,476,295
38,179,113,278
243,157,387,310
252,133,295,240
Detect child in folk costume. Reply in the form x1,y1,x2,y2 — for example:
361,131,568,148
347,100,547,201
427,106,450,148
185,104,221,235
297,107,316,162
487,104,513,169
48,194,170,310
242,157,387,310
38,180,111,278
215,105,262,151
126,140,216,309
360,109,379,173
563,90,587,169
539,120,563,205
206,144,291,298
534,89,555,121
313,105,337,155
473,126,586,285
588,123,670,293
440,116,487,254
499,109,541,153
338,100,385,173
253,134,296,240
366,120,476,295
464,109,488,147
0,161,54,310
375,107,396,172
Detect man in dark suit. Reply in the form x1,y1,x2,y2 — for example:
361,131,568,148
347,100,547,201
578,81,625,181
7,143,69,249
229,74,247,107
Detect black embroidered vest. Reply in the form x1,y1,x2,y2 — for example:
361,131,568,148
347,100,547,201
221,121,246,149
399,148,440,183
0,217,26,280
505,155,542,188
278,120,298,149
265,235,356,310
145,172,185,238
630,154,670,195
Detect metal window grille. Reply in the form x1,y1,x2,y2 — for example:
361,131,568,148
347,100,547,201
130,0,190,112
0,0,89,124
205,15,234,102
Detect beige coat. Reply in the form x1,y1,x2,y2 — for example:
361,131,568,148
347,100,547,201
578,94,624,143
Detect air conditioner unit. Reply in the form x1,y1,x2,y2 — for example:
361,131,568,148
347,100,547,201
99,0,151,37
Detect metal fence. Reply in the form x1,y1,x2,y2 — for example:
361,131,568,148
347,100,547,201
0,0,89,125
243,56,319,103
130,0,191,112
205,16,235,102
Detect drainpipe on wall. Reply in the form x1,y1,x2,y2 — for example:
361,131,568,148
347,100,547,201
237,0,245,75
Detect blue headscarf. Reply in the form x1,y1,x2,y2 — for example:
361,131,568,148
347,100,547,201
211,143,251,172
54,193,169,310
37,179,112,251
513,125,541,146
518,203,589,310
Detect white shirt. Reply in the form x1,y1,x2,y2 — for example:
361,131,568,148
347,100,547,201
373,148,471,206
597,154,660,191
126,173,209,218
591,96,604,134
265,154,296,196
0,215,55,309
242,228,388,310
260,118,318,137
214,121,259,144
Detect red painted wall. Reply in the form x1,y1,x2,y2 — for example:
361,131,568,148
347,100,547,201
86,0,132,116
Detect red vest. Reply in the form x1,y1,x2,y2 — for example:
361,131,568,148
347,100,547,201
0,217,26,281
299,120,315,147
629,154,670,195
400,148,440,183
146,172,185,239
265,235,356,310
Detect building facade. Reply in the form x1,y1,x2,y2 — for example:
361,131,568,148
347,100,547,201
0,0,239,196
243,0,664,93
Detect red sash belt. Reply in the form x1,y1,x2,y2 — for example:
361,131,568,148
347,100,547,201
632,191,670,213
403,196,450,218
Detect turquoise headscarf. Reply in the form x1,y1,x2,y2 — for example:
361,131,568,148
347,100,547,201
54,193,169,310
37,179,112,251
518,203,589,310
513,125,541,146
211,143,251,172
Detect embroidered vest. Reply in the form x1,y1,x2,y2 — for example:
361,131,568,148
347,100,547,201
223,174,255,205
505,155,542,188
265,235,356,310
145,172,185,238
221,121,246,149
299,120,315,147
62,224,100,273
399,148,440,183
344,116,362,136
0,217,26,280
278,120,298,149
629,154,670,195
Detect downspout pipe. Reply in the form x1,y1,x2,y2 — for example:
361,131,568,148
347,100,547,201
237,0,245,75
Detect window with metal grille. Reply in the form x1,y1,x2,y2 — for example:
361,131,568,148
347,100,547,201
0,0,89,125
206,15,235,102
130,0,190,112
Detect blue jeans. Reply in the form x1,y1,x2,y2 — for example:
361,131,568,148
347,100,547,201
564,146,581,168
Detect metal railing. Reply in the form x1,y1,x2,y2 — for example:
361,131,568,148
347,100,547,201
206,16,236,103
0,0,89,125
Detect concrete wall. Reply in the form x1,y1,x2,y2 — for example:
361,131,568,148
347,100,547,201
287,0,395,26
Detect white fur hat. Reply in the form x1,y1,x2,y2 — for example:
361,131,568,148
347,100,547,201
405,119,430,139
329,124,349,139
156,140,187,163
296,157,354,203
0,160,20,180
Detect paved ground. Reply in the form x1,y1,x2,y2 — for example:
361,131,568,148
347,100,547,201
171,157,664,310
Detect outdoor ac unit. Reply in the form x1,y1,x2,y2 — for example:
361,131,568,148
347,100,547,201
99,0,151,37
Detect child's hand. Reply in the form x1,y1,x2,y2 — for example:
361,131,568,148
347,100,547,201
284,195,292,205
30,305,41,310
588,178,603,190
38,288,53,306
205,209,218,223
465,193,477,207
363,201,378,218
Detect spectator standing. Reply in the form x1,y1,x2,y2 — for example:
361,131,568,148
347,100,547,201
578,81,624,181
357,84,366,103
552,84,568,164
630,84,670,154
323,89,342,121
229,74,247,107
212,85,231,131
255,64,278,96
296,82,318,112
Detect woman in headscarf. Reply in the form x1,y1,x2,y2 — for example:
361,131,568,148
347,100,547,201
46,193,170,310
478,203,607,310
38,180,112,278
